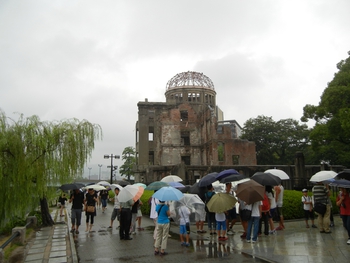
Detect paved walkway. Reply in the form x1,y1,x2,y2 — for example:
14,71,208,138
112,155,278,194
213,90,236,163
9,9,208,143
24,203,350,262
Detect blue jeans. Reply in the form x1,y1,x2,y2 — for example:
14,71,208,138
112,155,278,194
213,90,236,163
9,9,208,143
247,216,260,241
341,215,350,238
207,212,216,231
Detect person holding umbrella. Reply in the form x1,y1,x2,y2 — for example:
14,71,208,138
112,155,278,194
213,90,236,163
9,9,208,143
225,183,237,235
205,184,217,235
84,188,98,232
336,187,350,245
119,198,134,240
246,200,262,243
108,187,121,230
274,183,285,230
69,189,84,234
154,200,171,256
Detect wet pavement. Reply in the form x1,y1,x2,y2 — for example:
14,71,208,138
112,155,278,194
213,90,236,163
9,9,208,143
24,202,350,262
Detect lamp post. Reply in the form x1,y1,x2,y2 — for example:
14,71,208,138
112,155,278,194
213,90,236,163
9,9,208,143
98,164,102,180
104,154,120,184
88,167,92,180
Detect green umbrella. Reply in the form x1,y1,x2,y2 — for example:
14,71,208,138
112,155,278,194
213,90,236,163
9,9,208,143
145,181,169,190
206,193,237,213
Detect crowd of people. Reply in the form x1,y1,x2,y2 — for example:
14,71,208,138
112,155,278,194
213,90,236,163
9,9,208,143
58,179,350,257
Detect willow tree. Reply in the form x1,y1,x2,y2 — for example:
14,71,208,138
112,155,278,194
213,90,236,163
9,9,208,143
0,111,102,227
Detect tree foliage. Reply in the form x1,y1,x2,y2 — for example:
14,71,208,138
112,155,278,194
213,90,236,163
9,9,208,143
241,115,310,165
301,51,350,166
0,111,102,226
119,146,136,182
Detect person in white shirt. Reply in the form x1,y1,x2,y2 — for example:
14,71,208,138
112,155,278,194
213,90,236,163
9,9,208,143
108,187,121,229
301,189,316,228
266,186,277,233
274,184,285,230
178,205,191,246
246,200,262,243
150,195,159,242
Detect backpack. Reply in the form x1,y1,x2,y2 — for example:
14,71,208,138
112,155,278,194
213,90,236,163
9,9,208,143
262,193,270,212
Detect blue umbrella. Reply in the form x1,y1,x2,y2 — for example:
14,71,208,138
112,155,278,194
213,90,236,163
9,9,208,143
198,172,218,187
168,181,186,189
328,178,350,188
216,169,239,181
152,186,184,201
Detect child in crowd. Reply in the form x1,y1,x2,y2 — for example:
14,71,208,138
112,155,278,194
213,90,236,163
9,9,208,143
301,189,317,228
216,211,228,241
178,204,191,246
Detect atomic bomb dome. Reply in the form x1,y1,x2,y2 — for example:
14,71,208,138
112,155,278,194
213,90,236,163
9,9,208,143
166,71,215,91
165,71,216,106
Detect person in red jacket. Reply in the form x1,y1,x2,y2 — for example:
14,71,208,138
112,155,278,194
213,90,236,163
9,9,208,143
336,187,350,245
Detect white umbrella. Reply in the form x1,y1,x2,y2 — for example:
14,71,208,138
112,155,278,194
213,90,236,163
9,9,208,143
110,184,124,190
161,175,183,183
133,182,147,189
85,184,106,191
118,185,144,202
265,169,290,180
178,193,204,209
309,170,337,182
97,181,111,187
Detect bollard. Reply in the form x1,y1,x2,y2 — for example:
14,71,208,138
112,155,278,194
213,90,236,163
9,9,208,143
11,227,26,246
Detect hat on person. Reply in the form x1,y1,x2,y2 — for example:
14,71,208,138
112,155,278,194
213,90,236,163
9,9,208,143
302,189,308,192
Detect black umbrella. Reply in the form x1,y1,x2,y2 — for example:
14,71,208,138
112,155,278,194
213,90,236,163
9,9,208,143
220,173,246,184
179,185,191,193
198,172,218,187
60,183,85,191
251,172,281,186
337,169,350,181
189,182,206,201
216,169,240,181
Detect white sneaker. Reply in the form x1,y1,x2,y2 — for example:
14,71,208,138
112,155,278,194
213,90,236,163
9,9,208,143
227,230,234,235
347,239,350,245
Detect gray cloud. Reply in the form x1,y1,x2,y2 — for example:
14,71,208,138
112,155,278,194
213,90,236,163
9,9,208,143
1,0,350,177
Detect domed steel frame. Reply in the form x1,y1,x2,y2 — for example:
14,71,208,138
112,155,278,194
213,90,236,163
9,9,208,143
166,71,215,91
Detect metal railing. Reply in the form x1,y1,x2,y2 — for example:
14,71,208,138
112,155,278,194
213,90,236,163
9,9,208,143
0,219,33,250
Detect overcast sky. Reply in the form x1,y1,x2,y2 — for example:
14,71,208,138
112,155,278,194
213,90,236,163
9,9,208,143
1,0,349,180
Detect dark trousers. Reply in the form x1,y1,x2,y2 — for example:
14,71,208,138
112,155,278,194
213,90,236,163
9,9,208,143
259,212,269,235
119,208,132,239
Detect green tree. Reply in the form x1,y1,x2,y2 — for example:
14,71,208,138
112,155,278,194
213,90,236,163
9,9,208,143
301,51,350,166
119,146,136,182
0,111,102,227
241,115,310,165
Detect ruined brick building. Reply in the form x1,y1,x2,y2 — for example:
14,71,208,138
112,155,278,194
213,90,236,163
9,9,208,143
134,71,256,184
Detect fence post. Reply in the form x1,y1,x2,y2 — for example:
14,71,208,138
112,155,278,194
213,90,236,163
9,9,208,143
0,248,4,263
11,227,26,245
26,216,37,227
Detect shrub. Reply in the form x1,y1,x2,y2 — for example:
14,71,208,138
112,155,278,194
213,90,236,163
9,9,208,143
282,189,338,220
28,210,43,226
0,216,26,235
140,190,153,216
